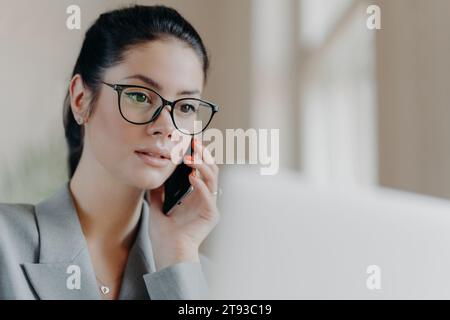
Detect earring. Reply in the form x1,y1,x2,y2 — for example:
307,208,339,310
76,116,84,125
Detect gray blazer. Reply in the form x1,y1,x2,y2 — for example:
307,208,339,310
0,182,210,300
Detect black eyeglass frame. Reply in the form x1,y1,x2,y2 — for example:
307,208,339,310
102,81,219,135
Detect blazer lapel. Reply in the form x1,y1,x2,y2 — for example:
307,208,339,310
23,248,100,299
22,182,100,300
118,199,156,299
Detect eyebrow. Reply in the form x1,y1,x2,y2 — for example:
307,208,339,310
122,74,201,96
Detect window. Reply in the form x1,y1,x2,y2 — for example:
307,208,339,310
299,0,377,185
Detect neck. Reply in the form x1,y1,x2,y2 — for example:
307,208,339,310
69,148,145,250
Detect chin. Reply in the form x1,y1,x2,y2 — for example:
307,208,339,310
131,167,173,190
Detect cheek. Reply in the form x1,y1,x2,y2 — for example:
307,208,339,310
87,97,137,171
86,97,179,189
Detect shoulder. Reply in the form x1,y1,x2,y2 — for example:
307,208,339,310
199,252,215,283
199,252,213,268
0,202,39,257
0,202,37,232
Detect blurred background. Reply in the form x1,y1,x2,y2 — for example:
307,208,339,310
1,0,450,203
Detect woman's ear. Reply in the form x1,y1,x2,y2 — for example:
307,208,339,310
69,74,91,124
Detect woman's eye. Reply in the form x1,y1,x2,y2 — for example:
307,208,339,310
179,104,197,113
126,92,149,104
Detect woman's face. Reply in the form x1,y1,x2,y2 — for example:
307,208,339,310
83,38,204,190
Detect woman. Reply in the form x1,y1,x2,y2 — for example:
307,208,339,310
0,5,220,300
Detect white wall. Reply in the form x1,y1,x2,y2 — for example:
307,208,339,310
376,0,450,199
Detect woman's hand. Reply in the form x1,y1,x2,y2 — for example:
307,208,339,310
146,138,220,271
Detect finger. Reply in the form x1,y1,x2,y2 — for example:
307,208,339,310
184,156,217,192
191,139,220,184
201,145,220,179
189,174,220,223
188,172,216,209
194,139,216,165
193,138,218,168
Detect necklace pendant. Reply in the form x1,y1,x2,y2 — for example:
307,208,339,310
100,285,110,295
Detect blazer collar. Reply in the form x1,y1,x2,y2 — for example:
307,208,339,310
118,194,157,299
22,181,155,300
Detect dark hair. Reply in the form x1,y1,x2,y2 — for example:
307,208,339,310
63,5,210,179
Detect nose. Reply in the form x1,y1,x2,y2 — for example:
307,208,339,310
145,105,175,138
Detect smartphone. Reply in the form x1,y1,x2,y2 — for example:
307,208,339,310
162,138,195,215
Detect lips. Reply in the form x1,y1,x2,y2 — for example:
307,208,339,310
134,147,171,160
135,147,172,168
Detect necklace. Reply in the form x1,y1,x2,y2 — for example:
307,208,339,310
95,276,111,295
95,274,123,295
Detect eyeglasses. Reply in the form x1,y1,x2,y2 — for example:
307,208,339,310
102,81,219,135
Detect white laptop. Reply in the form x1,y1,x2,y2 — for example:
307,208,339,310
206,166,450,299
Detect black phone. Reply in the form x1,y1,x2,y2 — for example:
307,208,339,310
162,138,195,215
